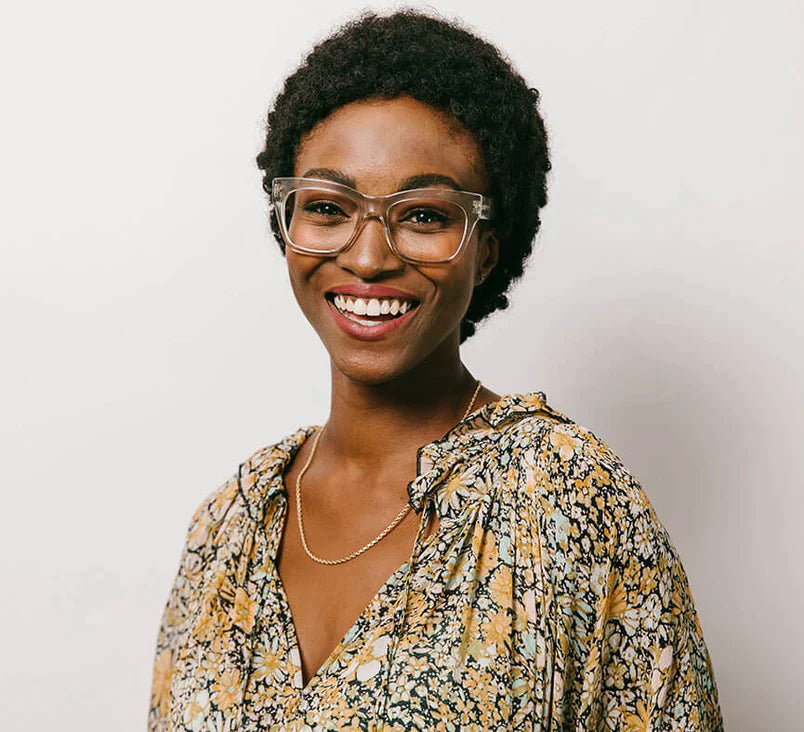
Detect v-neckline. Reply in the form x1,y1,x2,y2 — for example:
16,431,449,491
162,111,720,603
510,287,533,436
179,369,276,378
270,488,443,696
273,534,414,694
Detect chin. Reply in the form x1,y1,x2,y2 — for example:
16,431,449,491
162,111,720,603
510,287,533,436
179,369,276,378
330,350,411,386
321,319,461,386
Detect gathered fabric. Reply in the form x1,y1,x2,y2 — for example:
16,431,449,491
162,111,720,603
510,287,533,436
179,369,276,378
149,391,722,730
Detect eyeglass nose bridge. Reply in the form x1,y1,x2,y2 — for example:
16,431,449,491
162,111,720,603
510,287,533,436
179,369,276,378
339,193,402,259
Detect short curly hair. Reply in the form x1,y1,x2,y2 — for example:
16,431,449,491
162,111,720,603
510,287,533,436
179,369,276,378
256,10,550,343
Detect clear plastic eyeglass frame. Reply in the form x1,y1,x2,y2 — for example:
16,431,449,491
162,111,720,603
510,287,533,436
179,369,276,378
268,176,494,265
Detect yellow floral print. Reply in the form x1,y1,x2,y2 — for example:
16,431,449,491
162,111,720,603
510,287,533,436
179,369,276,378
150,649,173,719
211,668,242,711
230,587,257,634
149,392,722,730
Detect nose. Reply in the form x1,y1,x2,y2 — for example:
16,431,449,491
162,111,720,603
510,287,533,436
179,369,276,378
335,213,405,280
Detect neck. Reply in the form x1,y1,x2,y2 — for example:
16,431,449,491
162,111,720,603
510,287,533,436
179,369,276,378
322,348,480,471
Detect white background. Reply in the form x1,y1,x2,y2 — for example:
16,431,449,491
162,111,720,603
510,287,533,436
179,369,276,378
2,1,802,729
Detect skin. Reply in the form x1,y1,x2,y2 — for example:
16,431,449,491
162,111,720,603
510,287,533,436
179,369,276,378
277,95,503,686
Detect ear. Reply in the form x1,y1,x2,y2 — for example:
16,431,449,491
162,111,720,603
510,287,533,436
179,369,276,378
475,228,500,286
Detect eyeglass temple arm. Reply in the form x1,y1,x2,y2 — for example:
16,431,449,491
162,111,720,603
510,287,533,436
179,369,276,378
474,198,493,220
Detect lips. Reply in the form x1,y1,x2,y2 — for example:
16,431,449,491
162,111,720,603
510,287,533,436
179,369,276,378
326,293,420,341
323,283,423,340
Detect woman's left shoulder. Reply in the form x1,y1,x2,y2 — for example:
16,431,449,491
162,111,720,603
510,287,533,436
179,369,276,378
499,399,669,561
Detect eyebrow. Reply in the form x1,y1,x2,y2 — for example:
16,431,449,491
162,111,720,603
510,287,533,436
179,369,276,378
399,173,462,191
300,168,463,193
301,168,356,188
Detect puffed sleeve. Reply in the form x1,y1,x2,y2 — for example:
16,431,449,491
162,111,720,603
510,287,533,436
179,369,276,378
599,506,722,730
148,473,241,730
521,419,723,730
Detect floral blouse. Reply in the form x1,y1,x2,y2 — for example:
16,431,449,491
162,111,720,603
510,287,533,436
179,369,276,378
149,391,722,730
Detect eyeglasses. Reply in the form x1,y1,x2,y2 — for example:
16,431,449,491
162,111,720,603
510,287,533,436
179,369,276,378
268,177,494,264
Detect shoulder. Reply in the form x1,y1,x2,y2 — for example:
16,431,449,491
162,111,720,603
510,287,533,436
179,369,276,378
501,402,695,635
182,472,241,555
513,410,650,520
182,424,316,555
499,402,673,572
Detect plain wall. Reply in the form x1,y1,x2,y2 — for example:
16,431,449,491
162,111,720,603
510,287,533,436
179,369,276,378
1,1,802,729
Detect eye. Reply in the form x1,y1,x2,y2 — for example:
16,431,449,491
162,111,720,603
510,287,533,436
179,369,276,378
303,200,347,218
402,207,451,227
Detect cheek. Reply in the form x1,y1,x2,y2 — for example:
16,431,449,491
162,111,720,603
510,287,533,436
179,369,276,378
418,260,476,317
285,254,324,314
285,259,304,304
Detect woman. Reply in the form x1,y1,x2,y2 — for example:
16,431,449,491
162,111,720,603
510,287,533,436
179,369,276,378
150,11,722,730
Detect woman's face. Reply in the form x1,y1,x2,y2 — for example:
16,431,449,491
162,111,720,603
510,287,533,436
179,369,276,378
287,95,498,385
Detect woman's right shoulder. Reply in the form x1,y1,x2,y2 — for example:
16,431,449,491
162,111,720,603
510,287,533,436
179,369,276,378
181,472,242,558
182,425,316,554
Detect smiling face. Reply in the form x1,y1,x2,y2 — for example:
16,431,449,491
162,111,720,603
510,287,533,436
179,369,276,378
286,95,498,385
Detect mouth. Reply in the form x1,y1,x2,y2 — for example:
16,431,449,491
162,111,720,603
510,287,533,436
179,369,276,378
325,292,421,327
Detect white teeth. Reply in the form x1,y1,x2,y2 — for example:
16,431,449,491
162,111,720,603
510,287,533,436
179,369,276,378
330,294,418,320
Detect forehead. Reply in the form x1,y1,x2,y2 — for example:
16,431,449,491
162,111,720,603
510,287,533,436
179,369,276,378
293,96,488,195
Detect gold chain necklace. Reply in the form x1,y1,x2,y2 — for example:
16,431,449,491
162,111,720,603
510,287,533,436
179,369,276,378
295,379,483,566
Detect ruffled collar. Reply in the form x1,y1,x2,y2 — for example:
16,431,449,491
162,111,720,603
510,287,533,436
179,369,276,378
238,391,563,519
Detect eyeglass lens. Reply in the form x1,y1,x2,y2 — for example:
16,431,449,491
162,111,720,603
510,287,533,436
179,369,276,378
282,186,468,261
